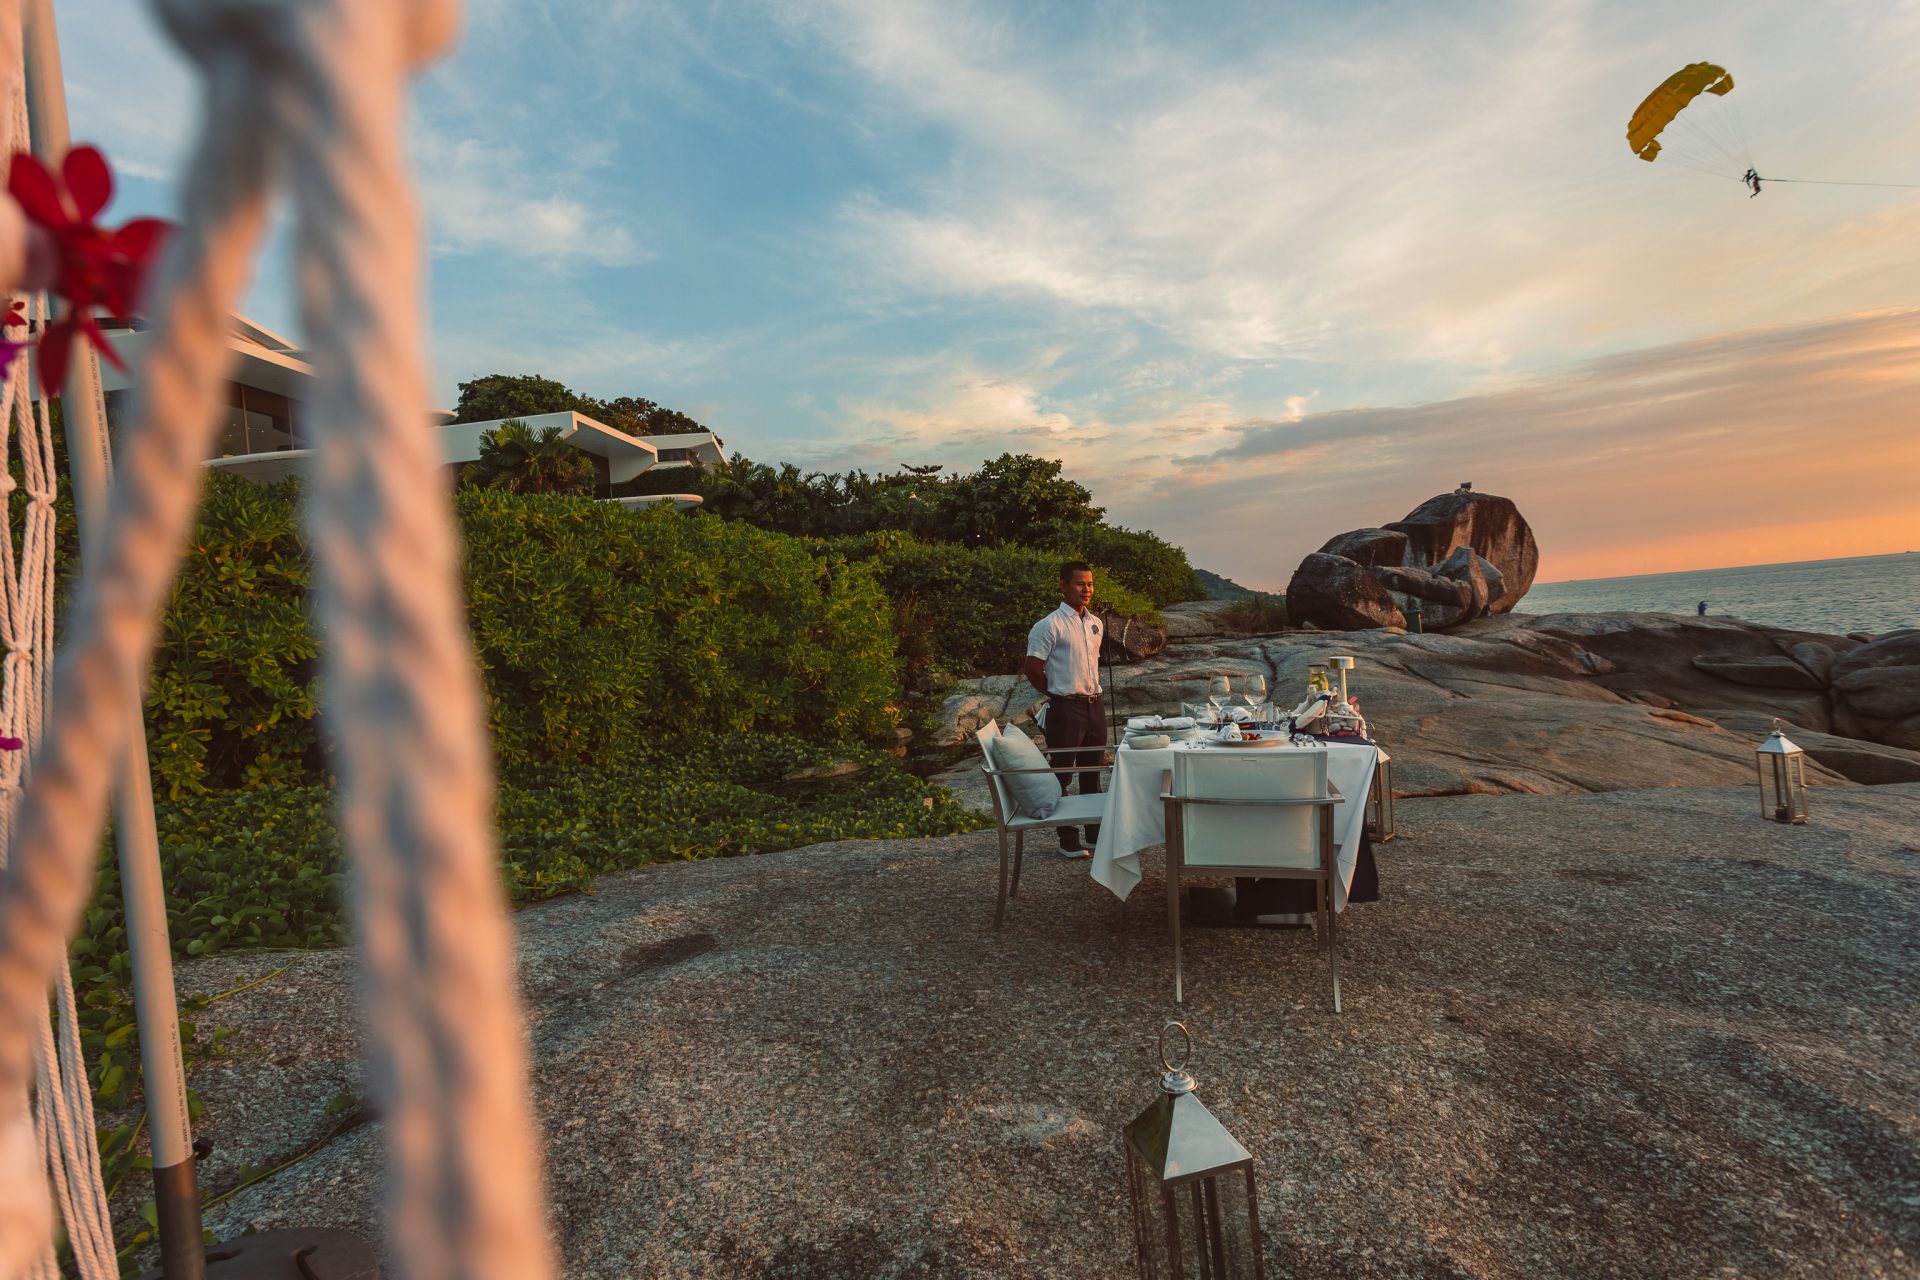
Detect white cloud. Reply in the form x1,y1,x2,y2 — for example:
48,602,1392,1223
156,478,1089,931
413,130,651,267
774,308,1920,588
793,0,1920,380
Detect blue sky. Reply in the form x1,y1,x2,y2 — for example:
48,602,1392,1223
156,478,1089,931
62,0,1920,587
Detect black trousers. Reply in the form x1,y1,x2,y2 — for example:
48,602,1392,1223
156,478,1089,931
1043,695,1105,849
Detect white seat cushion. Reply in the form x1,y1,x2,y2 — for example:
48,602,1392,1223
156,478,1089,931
1006,791,1106,830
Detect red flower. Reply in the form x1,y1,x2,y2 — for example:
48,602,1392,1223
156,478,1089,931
0,294,30,378
0,736,22,752
0,337,27,381
7,145,169,395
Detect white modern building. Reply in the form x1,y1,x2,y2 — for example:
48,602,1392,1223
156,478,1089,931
96,315,724,504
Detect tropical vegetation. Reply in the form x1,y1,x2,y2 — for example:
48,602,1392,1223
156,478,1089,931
451,372,709,438
461,419,596,496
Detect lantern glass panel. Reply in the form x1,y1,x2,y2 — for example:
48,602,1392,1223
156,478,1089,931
1127,1145,1175,1280
1170,1166,1259,1279
1756,752,1809,824
1127,1158,1262,1280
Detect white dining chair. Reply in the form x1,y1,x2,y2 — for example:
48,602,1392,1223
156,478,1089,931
975,721,1111,928
1161,750,1345,1011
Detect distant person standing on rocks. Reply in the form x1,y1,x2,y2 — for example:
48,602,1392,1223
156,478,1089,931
1698,600,1708,617
1023,561,1105,859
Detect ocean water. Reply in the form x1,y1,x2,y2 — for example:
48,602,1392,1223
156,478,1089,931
1521,552,1920,637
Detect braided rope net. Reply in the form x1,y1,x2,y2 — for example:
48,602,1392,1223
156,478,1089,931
0,2,117,1274
0,1,556,1276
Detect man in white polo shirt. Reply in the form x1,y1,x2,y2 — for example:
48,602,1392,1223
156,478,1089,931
1022,561,1106,859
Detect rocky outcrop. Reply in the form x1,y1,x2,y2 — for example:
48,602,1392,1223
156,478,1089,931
1292,490,1538,631
1159,599,1243,643
1689,654,1826,690
1829,630,1920,750
1284,552,1406,631
934,612,1920,799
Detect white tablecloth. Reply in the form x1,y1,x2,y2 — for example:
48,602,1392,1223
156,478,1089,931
1089,738,1378,910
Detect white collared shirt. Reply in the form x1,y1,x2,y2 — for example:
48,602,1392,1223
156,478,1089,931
1027,602,1103,697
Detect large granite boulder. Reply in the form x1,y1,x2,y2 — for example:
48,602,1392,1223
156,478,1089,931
1289,490,1538,631
1371,564,1470,611
1285,552,1406,631
1385,491,1539,613
1318,527,1409,568
1432,545,1492,627
1370,549,1495,630
1829,630,1920,750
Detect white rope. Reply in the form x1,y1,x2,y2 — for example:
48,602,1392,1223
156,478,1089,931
0,1,116,1274
0,1,557,1276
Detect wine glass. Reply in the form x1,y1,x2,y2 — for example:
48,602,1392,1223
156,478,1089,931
1207,676,1231,724
1244,674,1268,723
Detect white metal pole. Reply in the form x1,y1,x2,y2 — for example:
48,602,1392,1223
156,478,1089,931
20,3,206,1276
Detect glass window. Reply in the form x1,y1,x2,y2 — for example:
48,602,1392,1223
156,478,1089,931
214,383,249,456
242,386,296,452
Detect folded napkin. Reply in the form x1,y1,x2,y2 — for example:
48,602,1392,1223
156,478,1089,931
1161,715,1195,730
1225,706,1254,724
1123,733,1171,750
1214,722,1243,742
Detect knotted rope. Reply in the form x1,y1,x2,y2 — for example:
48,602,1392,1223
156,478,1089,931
0,2,555,1276
0,2,117,1273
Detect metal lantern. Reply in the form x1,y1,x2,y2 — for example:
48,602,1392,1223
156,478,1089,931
1756,722,1809,824
1368,747,1396,842
1124,1023,1265,1280
1328,655,1354,703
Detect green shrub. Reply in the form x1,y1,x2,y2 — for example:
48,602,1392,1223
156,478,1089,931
822,533,1159,677
142,476,903,794
460,492,900,765
148,474,321,797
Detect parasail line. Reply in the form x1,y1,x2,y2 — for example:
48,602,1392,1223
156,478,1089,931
1756,177,1920,188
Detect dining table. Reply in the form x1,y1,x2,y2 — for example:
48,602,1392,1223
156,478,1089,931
1088,731,1381,912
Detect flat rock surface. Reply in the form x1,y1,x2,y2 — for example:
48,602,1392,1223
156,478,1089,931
936,613,1920,799
174,784,1920,1278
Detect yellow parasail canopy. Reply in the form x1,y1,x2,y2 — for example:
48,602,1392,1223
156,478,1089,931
1626,62,1735,161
